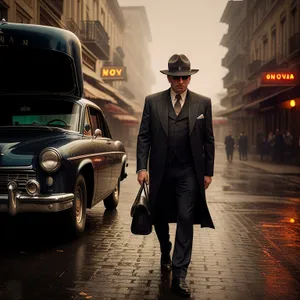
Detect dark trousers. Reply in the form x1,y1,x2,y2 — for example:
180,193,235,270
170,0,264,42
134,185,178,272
154,162,198,279
226,149,233,162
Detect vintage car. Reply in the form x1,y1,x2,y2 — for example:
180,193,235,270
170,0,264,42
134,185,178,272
0,21,128,236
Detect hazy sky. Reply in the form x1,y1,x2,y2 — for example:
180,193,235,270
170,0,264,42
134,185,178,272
118,0,229,105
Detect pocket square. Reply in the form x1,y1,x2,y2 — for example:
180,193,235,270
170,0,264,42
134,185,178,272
197,114,205,119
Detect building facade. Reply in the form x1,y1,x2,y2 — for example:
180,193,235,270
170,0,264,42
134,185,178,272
218,0,300,163
0,0,153,147
217,0,249,139
120,6,155,107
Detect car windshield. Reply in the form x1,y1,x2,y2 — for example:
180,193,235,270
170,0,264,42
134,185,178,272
0,98,81,131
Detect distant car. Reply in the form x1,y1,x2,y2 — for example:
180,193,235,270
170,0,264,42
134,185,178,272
0,21,128,236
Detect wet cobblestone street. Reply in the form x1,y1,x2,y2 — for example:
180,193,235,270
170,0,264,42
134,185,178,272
0,148,299,300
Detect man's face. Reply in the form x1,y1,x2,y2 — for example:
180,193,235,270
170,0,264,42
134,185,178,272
168,75,191,94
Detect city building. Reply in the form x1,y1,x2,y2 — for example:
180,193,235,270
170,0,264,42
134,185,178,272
120,6,156,107
216,0,249,140
218,0,300,162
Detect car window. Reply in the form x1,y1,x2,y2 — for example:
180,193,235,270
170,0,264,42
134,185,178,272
98,110,112,139
0,98,81,131
84,108,92,136
89,107,111,138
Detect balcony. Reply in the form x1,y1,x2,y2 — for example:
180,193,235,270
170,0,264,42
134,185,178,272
220,95,231,108
221,45,245,68
260,56,277,72
65,18,80,37
220,33,229,47
223,73,244,89
80,21,110,61
248,60,262,76
289,33,300,56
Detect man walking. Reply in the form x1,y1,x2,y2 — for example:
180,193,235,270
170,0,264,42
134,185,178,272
136,54,215,297
224,131,234,162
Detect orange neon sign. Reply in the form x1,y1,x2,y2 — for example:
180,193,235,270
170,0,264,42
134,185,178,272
265,73,295,80
261,72,297,85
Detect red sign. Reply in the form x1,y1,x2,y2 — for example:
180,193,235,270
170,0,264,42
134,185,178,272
261,72,298,85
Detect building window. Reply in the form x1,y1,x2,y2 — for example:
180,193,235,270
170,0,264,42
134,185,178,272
16,7,31,24
101,8,105,27
255,47,259,60
94,0,99,20
0,3,8,20
271,27,277,58
76,0,81,24
280,15,287,58
85,5,90,21
262,37,268,62
290,7,297,37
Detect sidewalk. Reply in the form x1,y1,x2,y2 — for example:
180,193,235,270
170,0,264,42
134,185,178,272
215,142,300,175
239,159,300,175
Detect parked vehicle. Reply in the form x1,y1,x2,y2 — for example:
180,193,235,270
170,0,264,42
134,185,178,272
0,21,128,236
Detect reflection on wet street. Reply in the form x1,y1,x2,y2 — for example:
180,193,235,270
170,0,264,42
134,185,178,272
221,162,300,197
0,149,299,300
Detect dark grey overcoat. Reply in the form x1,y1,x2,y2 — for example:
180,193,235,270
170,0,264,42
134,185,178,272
136,88,215,228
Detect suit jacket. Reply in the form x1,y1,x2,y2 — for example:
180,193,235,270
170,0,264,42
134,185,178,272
136,88,215,228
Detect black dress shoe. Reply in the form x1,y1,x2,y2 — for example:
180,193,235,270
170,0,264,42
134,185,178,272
160,242,172,272
160,254,172,272
171,277,191,298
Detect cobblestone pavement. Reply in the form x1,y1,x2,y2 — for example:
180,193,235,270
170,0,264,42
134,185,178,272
0,148,299,300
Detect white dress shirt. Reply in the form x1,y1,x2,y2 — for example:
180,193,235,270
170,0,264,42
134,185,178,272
170,88,187,108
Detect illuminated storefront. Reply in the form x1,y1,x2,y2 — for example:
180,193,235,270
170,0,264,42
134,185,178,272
243,67,300,163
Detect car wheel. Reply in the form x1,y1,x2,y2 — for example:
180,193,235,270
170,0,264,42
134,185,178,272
103,178,120,210
65,174,87,237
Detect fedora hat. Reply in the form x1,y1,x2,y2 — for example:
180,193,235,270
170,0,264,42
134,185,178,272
160,54,199,76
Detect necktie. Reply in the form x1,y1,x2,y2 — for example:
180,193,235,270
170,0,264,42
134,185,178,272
174,94,182,116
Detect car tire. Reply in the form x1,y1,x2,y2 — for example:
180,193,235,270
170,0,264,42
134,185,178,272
103,178,120,210
65,174,87,237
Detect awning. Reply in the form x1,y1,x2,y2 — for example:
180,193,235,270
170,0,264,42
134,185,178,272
112,114,139,125
99,82,143,114
84,81,117,104
244,86,296,109
103,103,129,115
82,65,143,114
214,104,244,117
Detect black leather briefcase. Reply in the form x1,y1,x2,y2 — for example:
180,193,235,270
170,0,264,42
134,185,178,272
130,181,152,235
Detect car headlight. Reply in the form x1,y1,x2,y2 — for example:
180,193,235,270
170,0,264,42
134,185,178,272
39,148,61,172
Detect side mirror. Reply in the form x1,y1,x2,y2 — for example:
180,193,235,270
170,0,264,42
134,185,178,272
94,128,102,138
84,123,91,132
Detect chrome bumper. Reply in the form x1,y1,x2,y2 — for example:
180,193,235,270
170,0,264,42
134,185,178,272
0,183,74,215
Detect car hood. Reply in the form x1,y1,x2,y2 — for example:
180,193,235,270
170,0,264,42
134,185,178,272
0,127,76,167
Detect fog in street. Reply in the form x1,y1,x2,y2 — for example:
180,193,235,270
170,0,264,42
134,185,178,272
118,0,229,109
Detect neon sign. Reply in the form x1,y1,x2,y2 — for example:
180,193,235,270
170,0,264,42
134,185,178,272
101,67,126,80
261,72,297,85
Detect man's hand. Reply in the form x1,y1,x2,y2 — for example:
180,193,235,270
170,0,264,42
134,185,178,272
137,170,149,185
204,176,212,190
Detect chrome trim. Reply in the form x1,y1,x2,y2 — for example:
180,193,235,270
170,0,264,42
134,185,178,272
1,169,36,194
39,147,62,173
26,179,41,196
67,151,125,161
0,166,33,170
8,181,17,216
0,184,74,215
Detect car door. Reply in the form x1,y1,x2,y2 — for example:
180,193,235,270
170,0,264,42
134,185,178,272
98,112,123,190
88,106,113,202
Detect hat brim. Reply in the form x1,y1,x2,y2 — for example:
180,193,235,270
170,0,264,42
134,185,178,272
160,69,199,76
